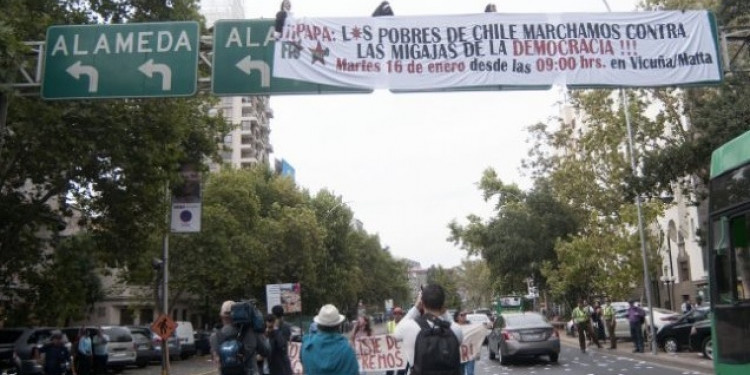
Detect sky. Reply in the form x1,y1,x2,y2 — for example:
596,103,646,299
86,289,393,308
243,0,640,269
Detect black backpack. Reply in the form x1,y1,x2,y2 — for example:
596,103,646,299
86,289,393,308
218,326,248,375
411,314,461,375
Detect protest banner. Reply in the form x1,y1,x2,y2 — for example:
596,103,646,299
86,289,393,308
289,324,489,373
273,11,721,90
352,334,406,372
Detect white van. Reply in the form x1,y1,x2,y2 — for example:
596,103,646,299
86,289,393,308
174,321,195,359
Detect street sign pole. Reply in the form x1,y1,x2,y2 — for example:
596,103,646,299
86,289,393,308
162,183,170,375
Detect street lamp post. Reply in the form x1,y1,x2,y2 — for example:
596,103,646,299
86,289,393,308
601,0,659,355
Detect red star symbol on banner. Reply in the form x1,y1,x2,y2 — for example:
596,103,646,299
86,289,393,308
309,41,328,65
351,26,363,40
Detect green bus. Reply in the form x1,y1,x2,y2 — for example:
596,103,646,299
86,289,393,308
708,129,750,375
494,295,529,315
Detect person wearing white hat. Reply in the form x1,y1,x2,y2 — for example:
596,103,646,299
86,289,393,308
300,304,358,375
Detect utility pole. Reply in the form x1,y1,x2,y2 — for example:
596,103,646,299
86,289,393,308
161,183,171,375
0,92,9,155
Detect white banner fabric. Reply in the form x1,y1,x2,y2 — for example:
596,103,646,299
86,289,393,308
273,11,720,90
288,324,489,373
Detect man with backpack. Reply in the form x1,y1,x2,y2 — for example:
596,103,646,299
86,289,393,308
394,284,463,375
211,300,270,375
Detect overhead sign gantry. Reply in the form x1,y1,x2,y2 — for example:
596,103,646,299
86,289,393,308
8,10,740,99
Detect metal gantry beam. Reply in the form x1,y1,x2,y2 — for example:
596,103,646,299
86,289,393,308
722,26,750,75
6,23,750,94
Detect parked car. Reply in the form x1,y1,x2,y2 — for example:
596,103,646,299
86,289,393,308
643,307,681,338
656,307,711,353
102,326,136,372
127,327,160,367
63,326,136,372
153,331,182,361
174,322,195,359
488,313,560,365
193,331,211,357
127,326,182,363
0,328,67,375
689,319,712,360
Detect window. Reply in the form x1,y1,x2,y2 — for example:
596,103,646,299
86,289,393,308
241,106,255,117
679,260,691,282
140,308,154,323
120,308,134,325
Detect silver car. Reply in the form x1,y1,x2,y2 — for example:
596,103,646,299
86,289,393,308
488,313,560,365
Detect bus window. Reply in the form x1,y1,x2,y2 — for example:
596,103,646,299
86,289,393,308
733,214,750,300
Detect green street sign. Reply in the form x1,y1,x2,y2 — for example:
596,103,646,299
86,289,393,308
212,19,370,96
43,22,199,99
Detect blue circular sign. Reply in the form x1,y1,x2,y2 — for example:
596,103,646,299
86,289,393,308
180,210,193,223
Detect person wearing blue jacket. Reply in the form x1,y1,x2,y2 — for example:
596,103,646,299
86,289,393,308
300,304,359,375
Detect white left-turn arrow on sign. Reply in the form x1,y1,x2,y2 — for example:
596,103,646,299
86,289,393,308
139,59,172,90
66,61,99,93
236,55,271,88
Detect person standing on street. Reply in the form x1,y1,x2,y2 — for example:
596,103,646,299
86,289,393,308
300,304,359,375
271,305,292,343
602,299,617,349
455,311,476,375
36,331,71,375
572,300,600,352
393,284,463,375
91,327,109,375
681,295,693,314
211,300,270,375
385,307,405,375
76,328,93,375
694,295,704,309
264,314,293,375
592,301,606,342
386,307,403,335
627,300,646,353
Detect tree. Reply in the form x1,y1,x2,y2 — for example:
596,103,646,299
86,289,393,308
29,234,104,326
633,0,750,197
0,0,227,322
449,170,581,294
426,266,461,309
455,259,493,310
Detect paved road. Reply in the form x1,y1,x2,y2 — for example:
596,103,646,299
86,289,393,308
123,327,713,375
475,344,712,375
130,354,217,375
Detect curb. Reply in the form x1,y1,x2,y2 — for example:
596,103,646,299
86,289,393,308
558,333,714,371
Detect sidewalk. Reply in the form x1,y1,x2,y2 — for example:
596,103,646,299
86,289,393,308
558,330,714,371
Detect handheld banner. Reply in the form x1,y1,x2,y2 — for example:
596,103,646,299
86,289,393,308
290,324,489,373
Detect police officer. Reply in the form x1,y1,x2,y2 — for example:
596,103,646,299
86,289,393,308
572,300,601,352
603,299,617,349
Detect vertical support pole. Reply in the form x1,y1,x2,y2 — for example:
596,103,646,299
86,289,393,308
162,184,171,375
0,92,9,155
621,89,658,355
